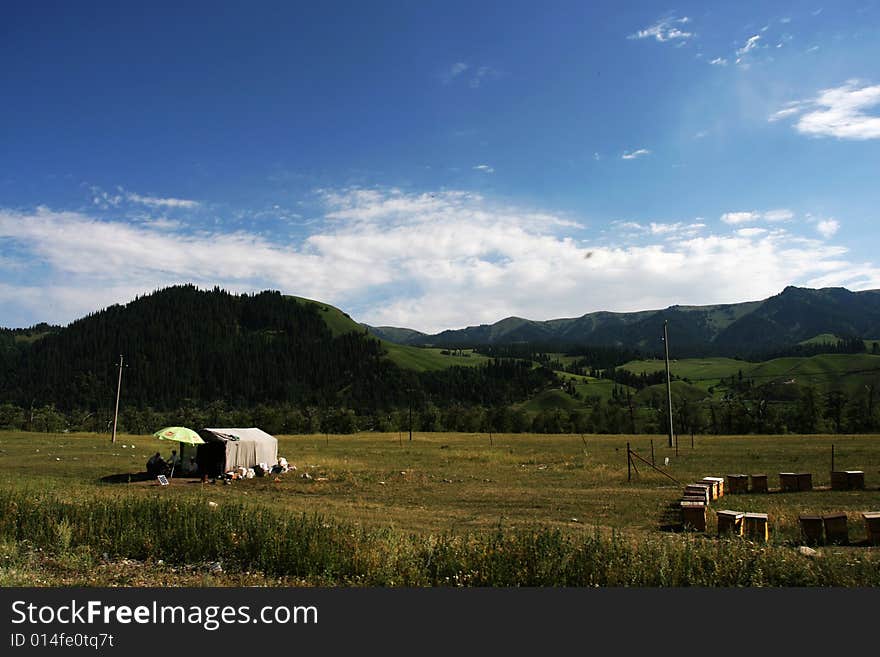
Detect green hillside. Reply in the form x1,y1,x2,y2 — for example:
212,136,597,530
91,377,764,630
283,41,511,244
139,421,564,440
621,357,751,381
383,345,491,372
287,296,363,337
634,380,708,405
744,353,880,393
515,389,583,414
800,333,841,346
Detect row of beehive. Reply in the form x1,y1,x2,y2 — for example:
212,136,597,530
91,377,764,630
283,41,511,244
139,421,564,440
798,512,880,545
680,477,880,544
725,470,865,494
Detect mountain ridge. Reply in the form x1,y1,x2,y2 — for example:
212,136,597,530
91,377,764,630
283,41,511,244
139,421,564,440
364,286,880,357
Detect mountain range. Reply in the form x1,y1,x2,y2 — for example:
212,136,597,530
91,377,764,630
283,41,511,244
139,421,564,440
366,286,880,357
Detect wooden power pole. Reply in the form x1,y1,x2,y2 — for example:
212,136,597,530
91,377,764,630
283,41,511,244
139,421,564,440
111,354,123,444
662,321,675,449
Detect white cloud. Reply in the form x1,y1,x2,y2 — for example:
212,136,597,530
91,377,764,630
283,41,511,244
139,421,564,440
721,209,794,225
443,62,469,83
769,104,806,122
763,209,794,222
649,222,706,238
125,192,199,209
628,16,693,43
90,185,199,210
721,211,760,225
444,62,501,88
1,193,876,333
736,35,761,59
473,164,495,174
614,221,645,232
816,219,840,238
770,80,880,140
622,149,651,160
709,57,728,66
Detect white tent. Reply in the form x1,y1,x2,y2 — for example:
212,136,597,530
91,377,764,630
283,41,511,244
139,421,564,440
195,427,279,476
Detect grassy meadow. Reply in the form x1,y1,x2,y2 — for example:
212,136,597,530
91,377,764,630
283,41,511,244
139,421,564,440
1,430,879,586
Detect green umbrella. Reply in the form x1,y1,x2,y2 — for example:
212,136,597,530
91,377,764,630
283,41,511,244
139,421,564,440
153,426,205,445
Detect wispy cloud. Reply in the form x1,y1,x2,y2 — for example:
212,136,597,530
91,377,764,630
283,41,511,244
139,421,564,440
443,61,469,83
709,57,728,66
735,34,761,64
770,80,880,140
817,219,840,238
721,209,794,225
443,62,501,88
720,211,760,225
125,192,200,209
628,16,693,43
763,209,794,222
473,164,495,174
91,185,200,210
621,148,651,160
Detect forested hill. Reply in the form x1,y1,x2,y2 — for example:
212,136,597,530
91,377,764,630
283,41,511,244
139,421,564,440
0,285,554,416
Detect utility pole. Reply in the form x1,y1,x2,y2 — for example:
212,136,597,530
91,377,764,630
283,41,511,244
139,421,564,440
662,321,675,449
111,354,123,444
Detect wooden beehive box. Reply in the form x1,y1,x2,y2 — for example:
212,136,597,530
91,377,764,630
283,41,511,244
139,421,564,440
703,476,724,498
863,512,880,546
681,501,707,532
750,474,768,494
744,512,769,541
798,514,824,545
779,472,799,492
797,473,813,492
716,510,744,536
830,471,849,490
846,471,865,490
727,474,749,494
701,478,720,500
823,512,848,545
685,484,711,504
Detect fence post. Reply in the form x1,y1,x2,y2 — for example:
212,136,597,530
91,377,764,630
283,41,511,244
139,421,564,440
650,439,655,466
627,442,631,482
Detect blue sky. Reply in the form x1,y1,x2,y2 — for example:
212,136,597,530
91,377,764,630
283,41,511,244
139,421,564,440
2,1,879,331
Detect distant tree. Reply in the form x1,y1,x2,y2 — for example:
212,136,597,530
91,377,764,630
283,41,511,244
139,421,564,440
824,390,846,433
794,388,822,433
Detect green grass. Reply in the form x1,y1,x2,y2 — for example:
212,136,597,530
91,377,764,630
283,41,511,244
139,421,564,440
516,389,583,413
621,357,753,381
800,333,841,346
2,430,879,586
382,344,491,371
635,380,708,405
287,295,364,337
746,353,880,393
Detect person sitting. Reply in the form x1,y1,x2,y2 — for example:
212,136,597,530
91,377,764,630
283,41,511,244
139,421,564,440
167,449,181,472
181,456,198,475
146,452,168,477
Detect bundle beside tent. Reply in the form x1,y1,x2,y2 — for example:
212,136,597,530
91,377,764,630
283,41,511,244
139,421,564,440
193,427,279,477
